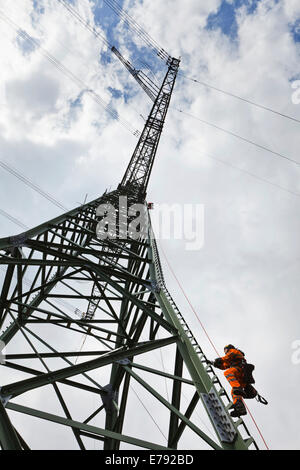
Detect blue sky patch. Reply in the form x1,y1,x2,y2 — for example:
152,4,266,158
16,30,40,56
206,0,261,40
93,0,166,76
33,0,45,15
108,86,122,99
69,90,86,109
290,20,300,43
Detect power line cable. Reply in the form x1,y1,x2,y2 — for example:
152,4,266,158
201,152,300,199
0,160,68,211
0,208,29,230
101,0,170,62
59,0,169,63
65,0,300,133
174,107,300,168
57,0,111,48
179,72,300,125
61,0,299,128
0,10,140,138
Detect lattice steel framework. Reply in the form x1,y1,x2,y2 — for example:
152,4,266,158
0,53,258,450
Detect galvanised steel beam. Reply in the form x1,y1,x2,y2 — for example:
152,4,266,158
0,245,177,346
6,402,171,450
3,361,107,396
121,365,222,450
168,347,184,448
0,400,22,450
1,336,178,399
129,361,194,386
120,56,180,196
169,392,200,448
5,350,109,360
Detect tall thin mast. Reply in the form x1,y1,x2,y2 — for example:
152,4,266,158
118,55,180,200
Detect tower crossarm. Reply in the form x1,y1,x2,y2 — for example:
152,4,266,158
111,47,159,102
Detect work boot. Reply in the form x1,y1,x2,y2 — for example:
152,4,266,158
244,384,257,399
232,387,246,398
230,400,247,418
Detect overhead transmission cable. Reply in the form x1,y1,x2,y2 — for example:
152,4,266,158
93,0,299,127
0,160,68,211
57,0,111,48
59,0,299,142
98,0,300,124
174,107,300,168
1,19,299,206
0,10,140,138
58,0,169,67
201,152,300,199
2,11,299,198
0,208,29,230
50,0,300,191
1,137,299,237
101,0,170,62
179,72,300,125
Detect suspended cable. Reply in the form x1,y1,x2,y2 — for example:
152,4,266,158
0,10,140,138
174,107,300,168
130,385,168,441
101,0,170,62
0,160,68,211
59,0,169,64
0,208,28,230
179,72,300,125
201,152,300,200
57,0,111,48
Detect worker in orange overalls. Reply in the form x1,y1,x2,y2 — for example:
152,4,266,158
209,344,253,417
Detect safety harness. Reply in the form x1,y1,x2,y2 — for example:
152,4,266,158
213,349,269,406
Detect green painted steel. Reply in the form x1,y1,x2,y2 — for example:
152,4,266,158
0,400,22,450
6,402,171,450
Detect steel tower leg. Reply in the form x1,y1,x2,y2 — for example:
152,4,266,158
0,400,22,450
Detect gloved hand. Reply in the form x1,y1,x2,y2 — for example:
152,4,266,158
206,359,214,366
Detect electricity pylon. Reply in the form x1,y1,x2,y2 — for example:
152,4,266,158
0,49,258,450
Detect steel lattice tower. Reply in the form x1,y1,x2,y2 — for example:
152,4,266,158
0,50,258,451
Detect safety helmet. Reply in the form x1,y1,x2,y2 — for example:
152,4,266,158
224,344,235,351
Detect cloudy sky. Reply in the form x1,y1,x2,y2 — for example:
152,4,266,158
0,0,300,450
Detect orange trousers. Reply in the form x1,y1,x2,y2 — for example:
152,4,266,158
224,367,246,404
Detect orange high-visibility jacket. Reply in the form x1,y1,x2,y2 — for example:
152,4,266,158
214,348,245,370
